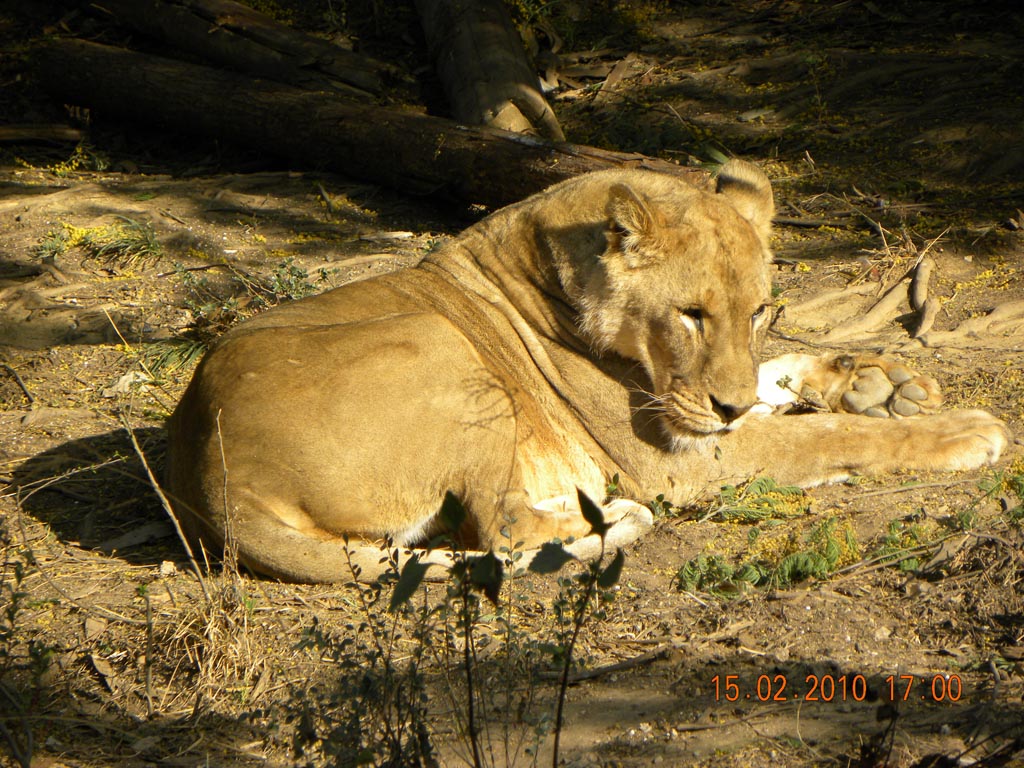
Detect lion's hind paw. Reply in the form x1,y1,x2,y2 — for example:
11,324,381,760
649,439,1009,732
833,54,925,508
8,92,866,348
602,499,655,547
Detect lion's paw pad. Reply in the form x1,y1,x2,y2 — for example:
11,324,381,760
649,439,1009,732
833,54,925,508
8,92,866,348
840,363,941,419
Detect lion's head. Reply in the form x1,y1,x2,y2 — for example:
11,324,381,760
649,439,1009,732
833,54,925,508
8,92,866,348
569,160,775,447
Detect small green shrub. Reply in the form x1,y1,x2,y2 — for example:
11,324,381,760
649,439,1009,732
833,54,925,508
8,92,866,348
295,489,625,767
675,507,859,596
34,217,162,268
703,476,809,523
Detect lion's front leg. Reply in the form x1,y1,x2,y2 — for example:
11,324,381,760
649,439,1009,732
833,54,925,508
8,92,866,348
716,408,1008,489
756,353,942,418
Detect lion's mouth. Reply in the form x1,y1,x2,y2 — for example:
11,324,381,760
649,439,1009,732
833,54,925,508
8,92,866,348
659,391,728,439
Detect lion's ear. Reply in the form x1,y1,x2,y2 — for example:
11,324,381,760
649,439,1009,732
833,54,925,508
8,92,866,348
606,183,661,266
715,159,774,245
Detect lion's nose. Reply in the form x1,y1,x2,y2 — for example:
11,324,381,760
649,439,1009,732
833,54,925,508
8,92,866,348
709,395,753,424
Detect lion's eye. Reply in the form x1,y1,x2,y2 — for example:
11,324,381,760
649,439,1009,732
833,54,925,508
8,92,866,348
679,307,704,334
752,304,771,322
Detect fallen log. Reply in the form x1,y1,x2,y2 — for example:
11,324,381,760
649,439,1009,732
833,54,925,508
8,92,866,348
93,0,388,97
414,0,564,140
33,39,705,208
0,124,84,144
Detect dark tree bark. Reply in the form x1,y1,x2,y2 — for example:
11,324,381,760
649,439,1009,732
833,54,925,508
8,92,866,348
414,0,564,140
95,0,388,97
34,40,705,208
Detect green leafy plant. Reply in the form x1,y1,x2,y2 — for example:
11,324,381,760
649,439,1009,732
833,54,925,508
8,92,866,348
674,553,766,596
544,491,623,766
676,514,858,595
293,542,438,766
34,217,162,268
268,257,329,302
702,476,809,523
979,462,1024,525
141,338,208,376
172,258,330,343
647,492,675,518
46,143,109,177
871,517,932,573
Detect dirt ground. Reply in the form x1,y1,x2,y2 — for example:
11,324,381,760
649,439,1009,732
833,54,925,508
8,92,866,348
2,2,1023,766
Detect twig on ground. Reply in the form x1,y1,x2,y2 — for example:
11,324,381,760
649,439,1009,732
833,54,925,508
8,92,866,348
852,480,970,499
539,645,672,682
773,216,856,229
118,411,210,601
1,363,34,404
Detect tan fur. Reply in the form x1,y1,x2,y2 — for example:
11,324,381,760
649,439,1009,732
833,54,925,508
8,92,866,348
165,161,1009,583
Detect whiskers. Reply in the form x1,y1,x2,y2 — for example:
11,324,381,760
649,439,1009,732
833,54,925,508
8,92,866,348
629,385,676,431
628,382,725,444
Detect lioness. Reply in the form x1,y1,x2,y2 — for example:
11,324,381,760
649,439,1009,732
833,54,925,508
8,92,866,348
165,161,1008,582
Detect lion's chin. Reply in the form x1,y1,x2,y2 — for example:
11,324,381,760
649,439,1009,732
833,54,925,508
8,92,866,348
666,432,719,453
660,414,726,453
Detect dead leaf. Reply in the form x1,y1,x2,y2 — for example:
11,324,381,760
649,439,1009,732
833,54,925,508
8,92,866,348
84,616,107,641
98,520,175,553
921,535,969,574
101,370,151,398
90,653,119,693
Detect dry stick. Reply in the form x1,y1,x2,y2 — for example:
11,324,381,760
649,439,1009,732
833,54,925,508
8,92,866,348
830,531,968,580
852,478,976,499
215,409,231,564
143,590,155,718
119,411,210,602
99,307,210,596
538,645,671,682
100,307,178,412
0,712,31,768
968,531,1024,566
551,550,605,768
460,581,483,768
0,363,34,404
910,226,949,273
773,216,857,229
155,263,225,278
671,705,786,733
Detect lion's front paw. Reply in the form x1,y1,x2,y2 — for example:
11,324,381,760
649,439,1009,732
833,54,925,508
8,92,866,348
911,410,1009,470
759,353,943,419
837,359,942,418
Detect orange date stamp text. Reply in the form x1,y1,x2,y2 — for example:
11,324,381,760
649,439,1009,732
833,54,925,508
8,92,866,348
711,673,964,703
